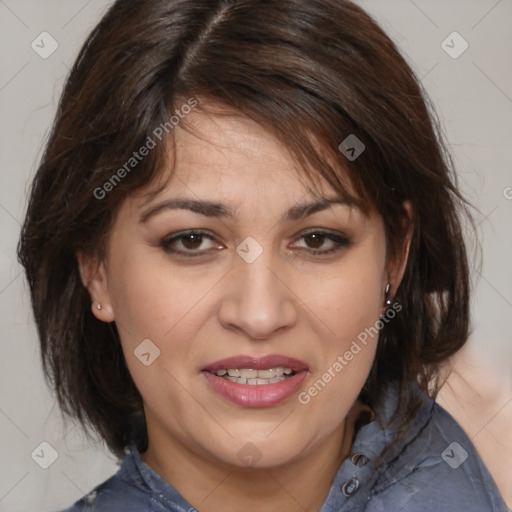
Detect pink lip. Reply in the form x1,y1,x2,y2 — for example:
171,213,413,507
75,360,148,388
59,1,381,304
201,354,309,408
201,354,309,372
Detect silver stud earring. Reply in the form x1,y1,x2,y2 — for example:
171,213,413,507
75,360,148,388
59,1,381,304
96,303,102,310
384,283,393,308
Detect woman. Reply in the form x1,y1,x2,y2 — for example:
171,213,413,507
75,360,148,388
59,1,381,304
17,0,508,510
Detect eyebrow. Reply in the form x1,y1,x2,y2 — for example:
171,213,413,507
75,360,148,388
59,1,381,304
139,197,354,224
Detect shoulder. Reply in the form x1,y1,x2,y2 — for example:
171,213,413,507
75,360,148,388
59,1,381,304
53,445,193,512
54,452,155,512
365,400,509,512
55,473,150,511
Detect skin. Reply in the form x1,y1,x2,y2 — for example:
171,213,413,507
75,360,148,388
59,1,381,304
78,107,411,511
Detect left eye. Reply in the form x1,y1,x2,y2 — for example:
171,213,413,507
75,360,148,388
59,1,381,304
290,231,351,255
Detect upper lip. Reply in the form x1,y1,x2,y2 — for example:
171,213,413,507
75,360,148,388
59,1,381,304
202,354,309,372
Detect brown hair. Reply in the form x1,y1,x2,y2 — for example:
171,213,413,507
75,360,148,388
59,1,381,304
18,0,472,458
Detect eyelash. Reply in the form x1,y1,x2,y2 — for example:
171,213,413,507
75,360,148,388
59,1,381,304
159,229,352,258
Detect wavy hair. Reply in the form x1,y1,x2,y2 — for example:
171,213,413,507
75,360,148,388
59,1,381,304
18,0,472,458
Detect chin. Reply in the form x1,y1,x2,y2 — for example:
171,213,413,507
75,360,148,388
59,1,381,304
209,431,314,470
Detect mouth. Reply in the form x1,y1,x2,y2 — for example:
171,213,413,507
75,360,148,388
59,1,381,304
210,367,296,385
201,355,309,407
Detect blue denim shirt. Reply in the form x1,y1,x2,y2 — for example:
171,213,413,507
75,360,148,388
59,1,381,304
58,385,509,512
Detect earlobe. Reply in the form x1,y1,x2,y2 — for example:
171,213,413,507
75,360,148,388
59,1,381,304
76,251,115,323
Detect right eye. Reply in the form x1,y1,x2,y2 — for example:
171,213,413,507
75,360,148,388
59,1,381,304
160,230,224,257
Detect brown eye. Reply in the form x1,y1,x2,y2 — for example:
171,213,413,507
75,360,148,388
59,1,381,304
291,230,352,256
181,233,204,250
160,230,223,257
303,233,326,249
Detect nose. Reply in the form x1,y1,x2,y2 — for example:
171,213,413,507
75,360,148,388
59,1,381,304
217,250,298,340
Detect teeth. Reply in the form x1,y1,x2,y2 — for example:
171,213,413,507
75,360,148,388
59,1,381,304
216,367,293,379
258,368,284,378
213,367,296,385
225,375,288,385
240,369,258,378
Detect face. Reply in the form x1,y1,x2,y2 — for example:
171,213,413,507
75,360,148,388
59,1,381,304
81,108,405,470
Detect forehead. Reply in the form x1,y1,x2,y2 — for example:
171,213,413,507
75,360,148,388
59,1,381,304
137,108,353,207
176,111,316,189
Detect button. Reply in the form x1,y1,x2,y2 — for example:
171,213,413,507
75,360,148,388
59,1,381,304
341,477,360,496
350,453,369,467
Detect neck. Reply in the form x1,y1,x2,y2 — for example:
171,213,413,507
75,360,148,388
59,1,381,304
141,404,362,512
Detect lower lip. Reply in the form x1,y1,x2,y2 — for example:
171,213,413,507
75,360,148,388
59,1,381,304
202,371,308,407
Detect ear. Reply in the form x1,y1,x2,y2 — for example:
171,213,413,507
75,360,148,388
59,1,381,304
76,251,115,323
385,200,414,299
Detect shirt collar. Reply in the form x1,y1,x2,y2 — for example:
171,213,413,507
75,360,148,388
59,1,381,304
319,382,434,511
117,383,434,512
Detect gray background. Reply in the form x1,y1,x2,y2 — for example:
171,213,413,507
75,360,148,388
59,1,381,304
0,1,511,510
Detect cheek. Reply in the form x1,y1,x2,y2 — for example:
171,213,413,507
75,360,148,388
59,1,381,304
106,248,217,387
312,272,382,383
297,283,381,440
306,248,385,348
296,245,385,415
107,262,190,415
108,248,201,340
